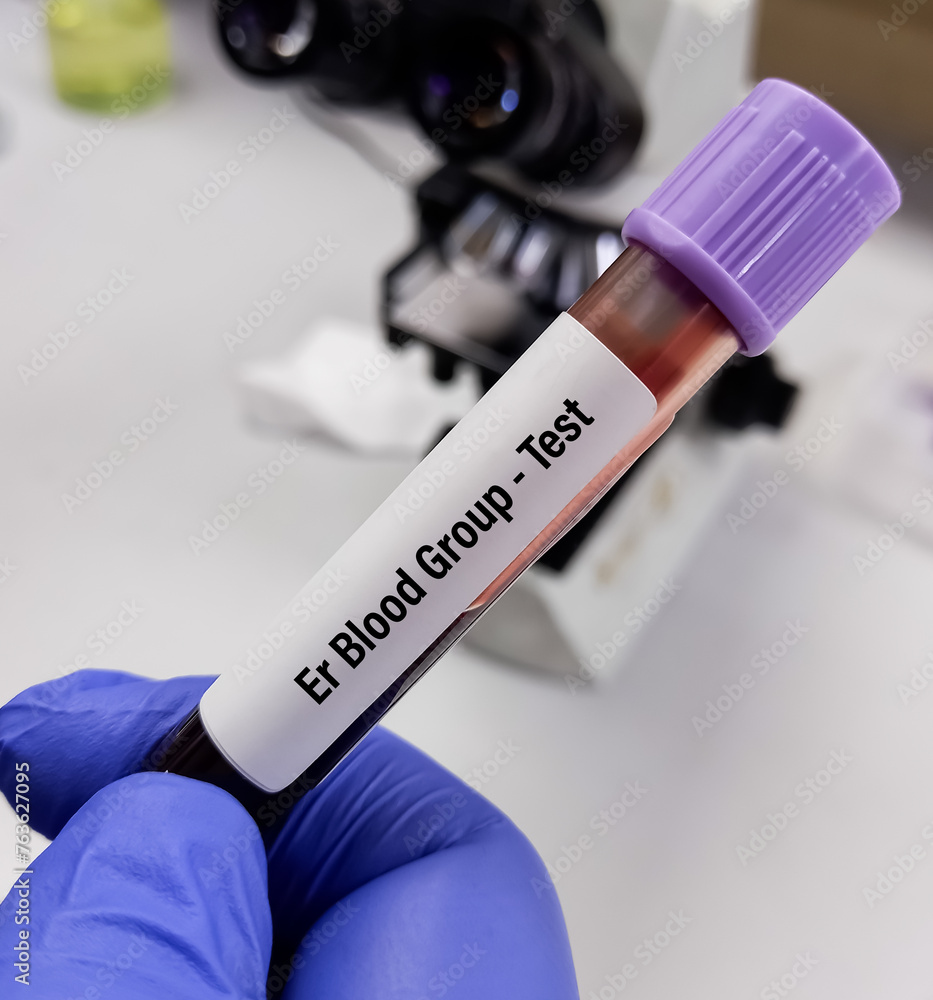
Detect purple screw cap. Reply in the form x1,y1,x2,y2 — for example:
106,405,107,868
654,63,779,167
621,78,901,355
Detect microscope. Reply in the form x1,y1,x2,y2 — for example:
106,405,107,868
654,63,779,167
214,0,797,676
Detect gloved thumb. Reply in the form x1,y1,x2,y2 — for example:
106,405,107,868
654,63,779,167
0,772,272,999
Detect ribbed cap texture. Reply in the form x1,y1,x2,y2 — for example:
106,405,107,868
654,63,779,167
622,79,901,355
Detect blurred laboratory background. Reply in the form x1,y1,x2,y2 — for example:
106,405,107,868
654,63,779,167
2,0,933,995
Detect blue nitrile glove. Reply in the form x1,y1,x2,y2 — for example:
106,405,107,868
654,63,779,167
0,670,578,998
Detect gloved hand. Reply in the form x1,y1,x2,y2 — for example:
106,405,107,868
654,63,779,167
0,670,578,999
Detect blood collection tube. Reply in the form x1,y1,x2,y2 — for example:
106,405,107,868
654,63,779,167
146,79,900,824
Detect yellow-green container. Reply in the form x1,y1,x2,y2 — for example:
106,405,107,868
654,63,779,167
48,0,172,113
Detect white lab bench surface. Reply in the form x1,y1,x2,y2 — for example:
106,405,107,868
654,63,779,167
3,3,933,997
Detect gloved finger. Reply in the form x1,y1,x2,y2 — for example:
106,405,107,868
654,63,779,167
0,772,272,1000
1,671,579,996
0,670,213,838
265,727,511,936
271,809,579,1000
264,726,577,1000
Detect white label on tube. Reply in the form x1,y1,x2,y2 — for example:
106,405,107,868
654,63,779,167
199,313,657,791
